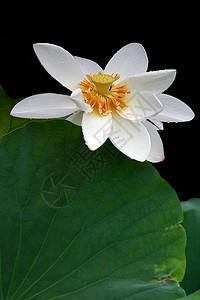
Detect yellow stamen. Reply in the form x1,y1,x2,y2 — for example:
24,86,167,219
79,72,130,116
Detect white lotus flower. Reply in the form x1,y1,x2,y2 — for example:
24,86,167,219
10,43,194,162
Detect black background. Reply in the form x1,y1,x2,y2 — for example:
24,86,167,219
0,6,199,201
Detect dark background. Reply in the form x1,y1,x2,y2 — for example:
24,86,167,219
0,6,198,201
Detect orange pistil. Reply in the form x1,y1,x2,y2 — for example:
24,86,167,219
79,72,130,116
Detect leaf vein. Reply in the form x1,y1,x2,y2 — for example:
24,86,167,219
15,206,95,300
10,211,58,300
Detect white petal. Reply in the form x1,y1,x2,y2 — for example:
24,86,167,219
123,70,176,95
33,43,83,91
109,112,151,161
143,121,164,163
150,120,164,130
82,112,112,150
10,93,78,119
70,89,92,112
117,92,163,121
66,110,83,126
154,94,195,122
104,43,148,82
74,56,103,76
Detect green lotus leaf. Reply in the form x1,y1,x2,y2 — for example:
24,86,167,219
181,198,200,296
0,120,186,299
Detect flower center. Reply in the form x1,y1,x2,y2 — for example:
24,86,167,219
79,72,130,116
92,74,115,94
